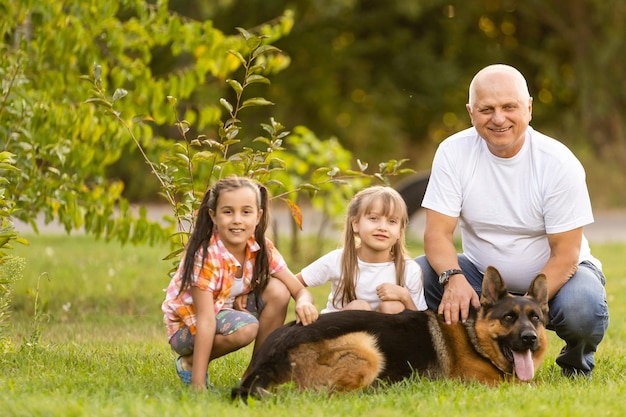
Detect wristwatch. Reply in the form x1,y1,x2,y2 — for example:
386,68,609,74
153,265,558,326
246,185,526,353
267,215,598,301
438,269,464,286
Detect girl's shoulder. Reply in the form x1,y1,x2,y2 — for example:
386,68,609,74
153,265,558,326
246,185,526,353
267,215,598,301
302,248,343,270
401,258,424,289
314,248,344,263
402,257,422,275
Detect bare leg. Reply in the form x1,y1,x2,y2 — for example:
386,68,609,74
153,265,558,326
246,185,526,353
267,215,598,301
240,278,290,379
179,322,258,371
252,277,291,354
343,300,373,311
376,300,405,314
211,322,259,359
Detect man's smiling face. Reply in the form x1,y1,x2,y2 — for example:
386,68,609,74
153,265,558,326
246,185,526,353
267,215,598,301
466,67,533,158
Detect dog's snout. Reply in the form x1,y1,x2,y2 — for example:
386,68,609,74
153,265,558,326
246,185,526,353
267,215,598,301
521,330,537,346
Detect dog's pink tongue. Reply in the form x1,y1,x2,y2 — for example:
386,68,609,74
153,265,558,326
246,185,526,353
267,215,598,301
513,350,535,381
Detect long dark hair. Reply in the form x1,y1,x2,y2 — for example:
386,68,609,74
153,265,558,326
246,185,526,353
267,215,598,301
178,176,271,300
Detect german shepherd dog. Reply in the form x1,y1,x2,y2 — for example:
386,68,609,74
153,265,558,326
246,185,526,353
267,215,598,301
232,266,549,399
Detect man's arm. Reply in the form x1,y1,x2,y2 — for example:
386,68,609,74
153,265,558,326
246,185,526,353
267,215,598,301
542,227,583,299
423,209,480,324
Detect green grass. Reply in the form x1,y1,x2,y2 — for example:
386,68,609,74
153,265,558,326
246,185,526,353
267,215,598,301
2,234,625,417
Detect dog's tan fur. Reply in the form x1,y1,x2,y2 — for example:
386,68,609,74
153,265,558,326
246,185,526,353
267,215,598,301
287,331,384,391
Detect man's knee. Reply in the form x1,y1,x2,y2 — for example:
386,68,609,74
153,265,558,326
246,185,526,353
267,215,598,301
549,296,608,341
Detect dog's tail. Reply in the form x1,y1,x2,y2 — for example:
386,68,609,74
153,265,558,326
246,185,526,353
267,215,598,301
290,331,385,391
231,331,385,401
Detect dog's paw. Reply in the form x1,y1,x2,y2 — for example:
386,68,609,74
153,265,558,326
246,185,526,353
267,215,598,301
231,386,272,402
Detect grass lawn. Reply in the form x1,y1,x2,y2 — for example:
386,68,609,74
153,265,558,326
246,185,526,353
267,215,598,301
1,234,624,417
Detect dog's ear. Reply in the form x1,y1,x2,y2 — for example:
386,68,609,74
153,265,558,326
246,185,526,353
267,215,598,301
527,273,549,318
480,266,508,307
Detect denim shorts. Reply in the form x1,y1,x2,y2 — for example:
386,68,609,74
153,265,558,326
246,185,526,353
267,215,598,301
169,294,264,356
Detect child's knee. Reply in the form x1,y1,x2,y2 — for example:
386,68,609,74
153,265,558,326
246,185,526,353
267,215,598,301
263,278,290,304
344,300,372,311
376,300,405,314
233,322,259,345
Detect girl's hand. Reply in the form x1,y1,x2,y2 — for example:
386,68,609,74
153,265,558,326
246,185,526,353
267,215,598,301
295,300,319,326
233,293,248,311
376,283,405,301
273,270,319,325
376,283,418,310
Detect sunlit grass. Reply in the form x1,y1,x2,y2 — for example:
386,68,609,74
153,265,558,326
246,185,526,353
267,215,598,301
2,235,624,417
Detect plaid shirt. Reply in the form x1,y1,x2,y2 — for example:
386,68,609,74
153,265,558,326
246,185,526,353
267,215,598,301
161,231,287,339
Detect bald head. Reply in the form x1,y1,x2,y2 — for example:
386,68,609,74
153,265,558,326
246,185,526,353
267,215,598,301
468,64,531,108
465,64,533,158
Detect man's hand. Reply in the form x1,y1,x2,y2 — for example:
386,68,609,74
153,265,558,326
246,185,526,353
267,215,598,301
438,275,480,324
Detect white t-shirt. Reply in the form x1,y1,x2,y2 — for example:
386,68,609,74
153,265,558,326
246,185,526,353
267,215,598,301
300,248,428,313
422,126,601,293
223,276,244,309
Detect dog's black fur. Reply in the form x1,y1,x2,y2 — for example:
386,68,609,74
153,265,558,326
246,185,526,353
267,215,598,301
232,266,549,399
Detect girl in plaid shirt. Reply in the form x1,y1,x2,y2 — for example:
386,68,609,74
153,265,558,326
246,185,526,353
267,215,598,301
162,176,318,391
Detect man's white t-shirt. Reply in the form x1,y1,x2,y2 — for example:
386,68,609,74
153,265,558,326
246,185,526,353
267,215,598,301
300,248,428,313
422,126,601,293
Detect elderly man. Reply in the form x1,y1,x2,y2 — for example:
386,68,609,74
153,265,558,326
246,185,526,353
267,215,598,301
415,64,609,378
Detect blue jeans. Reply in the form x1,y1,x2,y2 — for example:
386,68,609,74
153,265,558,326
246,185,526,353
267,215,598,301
415,255,610,375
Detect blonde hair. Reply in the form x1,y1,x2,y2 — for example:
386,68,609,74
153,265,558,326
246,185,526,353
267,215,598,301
333,186,410,308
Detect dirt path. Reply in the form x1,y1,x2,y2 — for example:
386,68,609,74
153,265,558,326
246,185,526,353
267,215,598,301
13,204,626,243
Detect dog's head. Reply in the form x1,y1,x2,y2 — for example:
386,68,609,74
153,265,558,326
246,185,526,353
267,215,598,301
474,266,549,381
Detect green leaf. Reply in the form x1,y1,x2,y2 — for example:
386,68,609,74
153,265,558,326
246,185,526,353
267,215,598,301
226,79,243,96
248,64,266,74
240,98,274,109
175,153,190,164
246,37,262,51
397,168,416,175
245,74,270,86
191,151,218,161
227,50,247,66
225,128,240,140
162,247,185,260
0,163,19,172
93,63,102,80
223,138,240,146
219,98,234,114
299,183,321,192
112,88,128,102
14,237,30,246
235,27,253,40
84,98,113,108
253,136,271,145
252,45,281,60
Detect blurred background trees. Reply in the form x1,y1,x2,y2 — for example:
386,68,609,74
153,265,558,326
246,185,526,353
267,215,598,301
2,0,625,248
197,0,625,205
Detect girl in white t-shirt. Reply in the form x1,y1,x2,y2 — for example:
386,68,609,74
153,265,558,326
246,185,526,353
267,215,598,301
297,186,427,314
